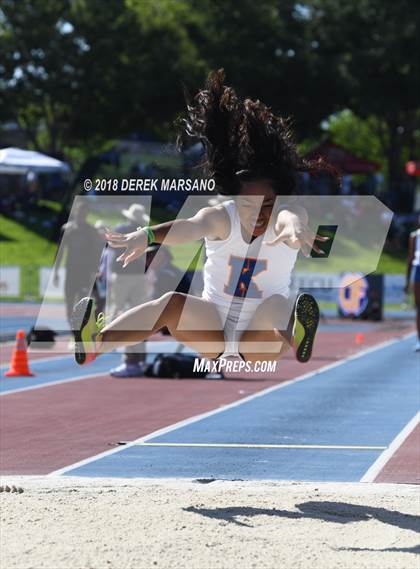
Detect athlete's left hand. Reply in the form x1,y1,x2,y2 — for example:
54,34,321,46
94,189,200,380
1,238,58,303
263,212,329,256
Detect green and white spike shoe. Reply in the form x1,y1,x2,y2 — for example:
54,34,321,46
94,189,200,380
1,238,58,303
72,297,106,365
293,293,320,363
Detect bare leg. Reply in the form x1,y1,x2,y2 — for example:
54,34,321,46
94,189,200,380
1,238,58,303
97,292,225,359
239,294,295,363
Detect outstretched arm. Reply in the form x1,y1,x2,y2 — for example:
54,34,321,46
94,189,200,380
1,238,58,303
264,204,329,256
105,207,224,267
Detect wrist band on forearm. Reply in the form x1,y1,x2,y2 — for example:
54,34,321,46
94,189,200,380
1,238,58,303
139,226,156,245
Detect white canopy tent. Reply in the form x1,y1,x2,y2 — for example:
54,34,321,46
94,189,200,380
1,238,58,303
0,147,71,175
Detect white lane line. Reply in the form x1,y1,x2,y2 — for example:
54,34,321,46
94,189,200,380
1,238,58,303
0,353,73,371
0,371,110,396
137,442,387,451
1,345,122,370
0,340,177,373
48,333,413,477
360,411,420,482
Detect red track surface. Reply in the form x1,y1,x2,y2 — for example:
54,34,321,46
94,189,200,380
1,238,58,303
374,424,420,485
0,322,417,482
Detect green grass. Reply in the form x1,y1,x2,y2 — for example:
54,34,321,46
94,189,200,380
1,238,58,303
376,251,405,273
172,240,406,274
0,215,57,299
295,233,406,275
0,200,408,300
0,211,205,300
0,215,57,265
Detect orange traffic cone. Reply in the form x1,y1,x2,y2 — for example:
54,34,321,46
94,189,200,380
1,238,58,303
4,330,34,377
355,332,365,345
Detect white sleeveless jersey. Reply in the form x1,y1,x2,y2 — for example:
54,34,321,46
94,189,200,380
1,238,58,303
413,229,420,266
202,200,298,308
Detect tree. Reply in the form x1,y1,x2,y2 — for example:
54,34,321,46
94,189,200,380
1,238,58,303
307,0,420,187
323,110,385,169
0,0,205,157
0,0,84,154
188,0,346,138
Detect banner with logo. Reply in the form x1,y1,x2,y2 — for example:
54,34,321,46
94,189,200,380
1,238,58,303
292,272,405,305
0,266,20,297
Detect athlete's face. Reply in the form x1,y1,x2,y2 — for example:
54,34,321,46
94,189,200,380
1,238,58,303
236,181,276,237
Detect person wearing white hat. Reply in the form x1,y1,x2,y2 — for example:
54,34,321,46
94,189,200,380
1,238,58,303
121,204,150,226
54,202,104,326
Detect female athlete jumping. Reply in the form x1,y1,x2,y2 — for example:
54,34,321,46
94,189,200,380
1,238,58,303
73,70,336,366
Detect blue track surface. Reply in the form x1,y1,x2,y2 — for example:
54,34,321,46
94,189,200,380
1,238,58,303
63,336,419,482
0,353,121,393
0,341,194,393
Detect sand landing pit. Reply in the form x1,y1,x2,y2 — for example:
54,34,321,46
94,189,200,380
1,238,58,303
1,476,419,569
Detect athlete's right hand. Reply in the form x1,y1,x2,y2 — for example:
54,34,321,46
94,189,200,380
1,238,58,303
104,228,148,267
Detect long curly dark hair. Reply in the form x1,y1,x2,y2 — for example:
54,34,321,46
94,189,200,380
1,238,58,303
178,69,339,195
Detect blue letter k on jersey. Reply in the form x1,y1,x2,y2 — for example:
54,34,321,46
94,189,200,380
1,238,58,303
224,255,267,298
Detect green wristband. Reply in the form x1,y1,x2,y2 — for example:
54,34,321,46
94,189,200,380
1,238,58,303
138,226,156,245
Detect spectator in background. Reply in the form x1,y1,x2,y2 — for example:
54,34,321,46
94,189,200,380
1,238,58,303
405,215,420,351
108,204,153,377
54,202,104,328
